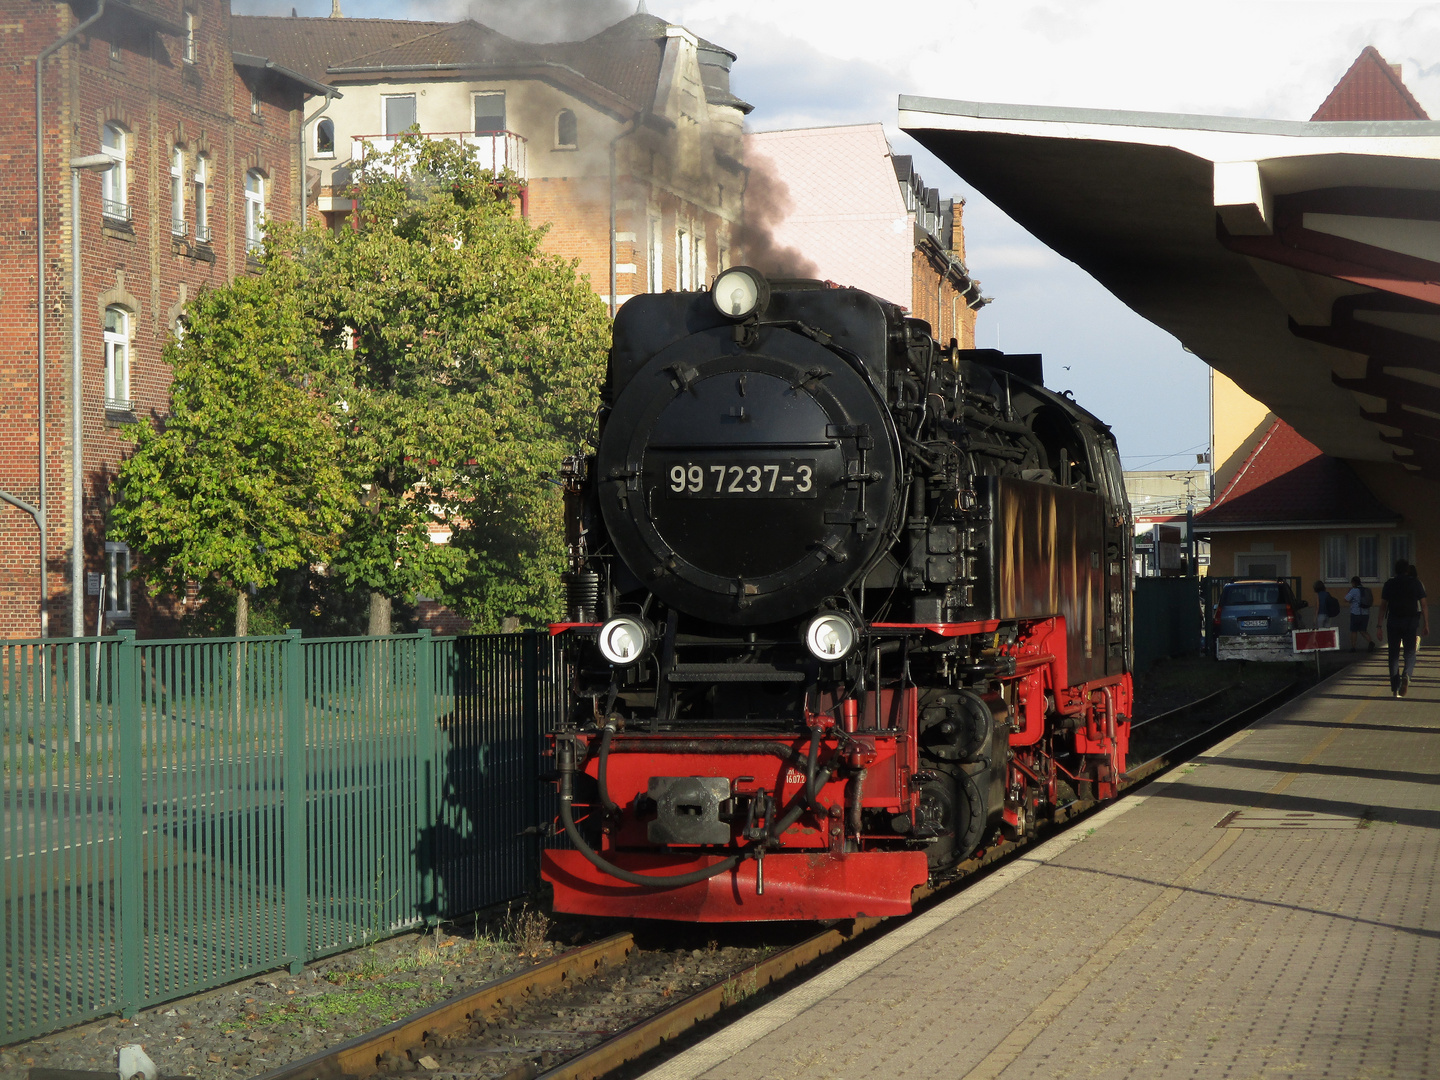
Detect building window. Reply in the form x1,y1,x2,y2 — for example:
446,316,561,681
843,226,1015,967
109,38,120,63
245,170,265,255
103,306,131,411
384,94,416,136
717,245,728,274
182,11,196,64
1389,534,1412,572
1357,534,1379,580
555,108,576,149
676,228,693,291
101,124,128,220
647,217,662,292
251,88,261,118
104,541,131,616
193,155,209,243
1321,535,1348,581
315,117,335,157
473,91,505,134
695,232,706,290
170,148,186,237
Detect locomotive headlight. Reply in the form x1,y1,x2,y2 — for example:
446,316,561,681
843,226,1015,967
711,266,770,320
597,617,652,666
803,613,859,662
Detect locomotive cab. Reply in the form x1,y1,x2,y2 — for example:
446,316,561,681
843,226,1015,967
545,271,1133,922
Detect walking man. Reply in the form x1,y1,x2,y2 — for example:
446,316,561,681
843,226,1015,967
1378,560,1429,697
1313,581,1340,628
1344,575,1375,651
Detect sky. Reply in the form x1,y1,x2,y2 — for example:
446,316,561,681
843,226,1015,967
234,0,1440,472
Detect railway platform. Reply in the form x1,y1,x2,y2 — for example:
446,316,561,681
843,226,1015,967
640,657,1440,1080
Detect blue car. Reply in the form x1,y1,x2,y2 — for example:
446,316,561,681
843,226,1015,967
1214,580,1306,637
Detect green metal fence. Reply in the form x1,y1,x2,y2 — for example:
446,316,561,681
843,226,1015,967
1133,576,1204,670
1,629,561,1044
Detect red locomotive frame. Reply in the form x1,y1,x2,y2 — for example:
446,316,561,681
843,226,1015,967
543,616,1131,921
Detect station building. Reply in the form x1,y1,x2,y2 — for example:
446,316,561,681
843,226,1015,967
0,0,329,639
1196,49,1426,600
901,47,1440,639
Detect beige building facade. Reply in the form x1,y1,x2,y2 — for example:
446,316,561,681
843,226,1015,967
234,11,749,314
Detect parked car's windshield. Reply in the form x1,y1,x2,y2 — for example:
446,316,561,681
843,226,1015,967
1222,584,1280,606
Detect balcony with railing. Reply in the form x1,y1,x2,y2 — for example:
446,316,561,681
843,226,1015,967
350,130,527,182
102,199,131,222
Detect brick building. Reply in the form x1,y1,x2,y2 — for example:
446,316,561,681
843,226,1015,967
742,124,984,345
233,7,751,315
0,0,330,638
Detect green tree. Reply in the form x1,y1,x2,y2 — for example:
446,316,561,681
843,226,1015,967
317,133,609,633
109,247,353,636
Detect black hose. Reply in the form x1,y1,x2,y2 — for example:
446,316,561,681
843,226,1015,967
962,404,1031,436
595,723,619,814
559,728,841,890
798,727,822,811
560,740,740,888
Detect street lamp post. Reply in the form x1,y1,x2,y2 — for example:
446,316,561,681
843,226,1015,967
69,153,112,748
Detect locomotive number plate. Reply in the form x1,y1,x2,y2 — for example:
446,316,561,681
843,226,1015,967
664,460,817,498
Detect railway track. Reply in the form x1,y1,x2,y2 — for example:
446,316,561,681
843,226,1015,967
253,678,1303,1080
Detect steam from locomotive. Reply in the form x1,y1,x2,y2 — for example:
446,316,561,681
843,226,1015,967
543,269,1134,921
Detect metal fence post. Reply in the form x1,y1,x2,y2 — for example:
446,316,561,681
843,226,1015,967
521,629,540,890
413,629,438,923
282,628,306,974
115,629,142,1017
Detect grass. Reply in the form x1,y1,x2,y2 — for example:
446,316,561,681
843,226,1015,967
228,933,519,1034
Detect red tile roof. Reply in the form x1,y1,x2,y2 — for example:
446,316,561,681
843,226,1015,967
1195,419,1399,529
1310,46,1429,121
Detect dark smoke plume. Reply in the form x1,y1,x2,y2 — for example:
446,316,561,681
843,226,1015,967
735,153,819,279
463,0,633,41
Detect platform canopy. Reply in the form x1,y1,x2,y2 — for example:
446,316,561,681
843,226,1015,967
898,97,1440,478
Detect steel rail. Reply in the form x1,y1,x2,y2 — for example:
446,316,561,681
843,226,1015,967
1128,682,1236,731
534,918,884,1080
1120,679,1299,785
250,934,636,1080
250,678,1301,1080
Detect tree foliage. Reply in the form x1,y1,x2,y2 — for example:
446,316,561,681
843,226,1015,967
314,133,610,631
111,133,609,634
109,256,353,635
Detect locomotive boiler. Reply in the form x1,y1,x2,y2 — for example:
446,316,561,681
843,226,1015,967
542,268,1133,922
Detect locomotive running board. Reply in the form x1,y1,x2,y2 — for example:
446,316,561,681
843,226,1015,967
543,849,929,922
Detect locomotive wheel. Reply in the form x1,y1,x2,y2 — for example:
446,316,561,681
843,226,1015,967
915,771,987,869
919,690,994,763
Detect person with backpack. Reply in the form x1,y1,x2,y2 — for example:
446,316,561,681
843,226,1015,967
1378,560,1429,698
1313,580,1341,629
1344,576,1375,652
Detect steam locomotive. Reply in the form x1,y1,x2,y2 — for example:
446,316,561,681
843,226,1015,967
542,269,1133,922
